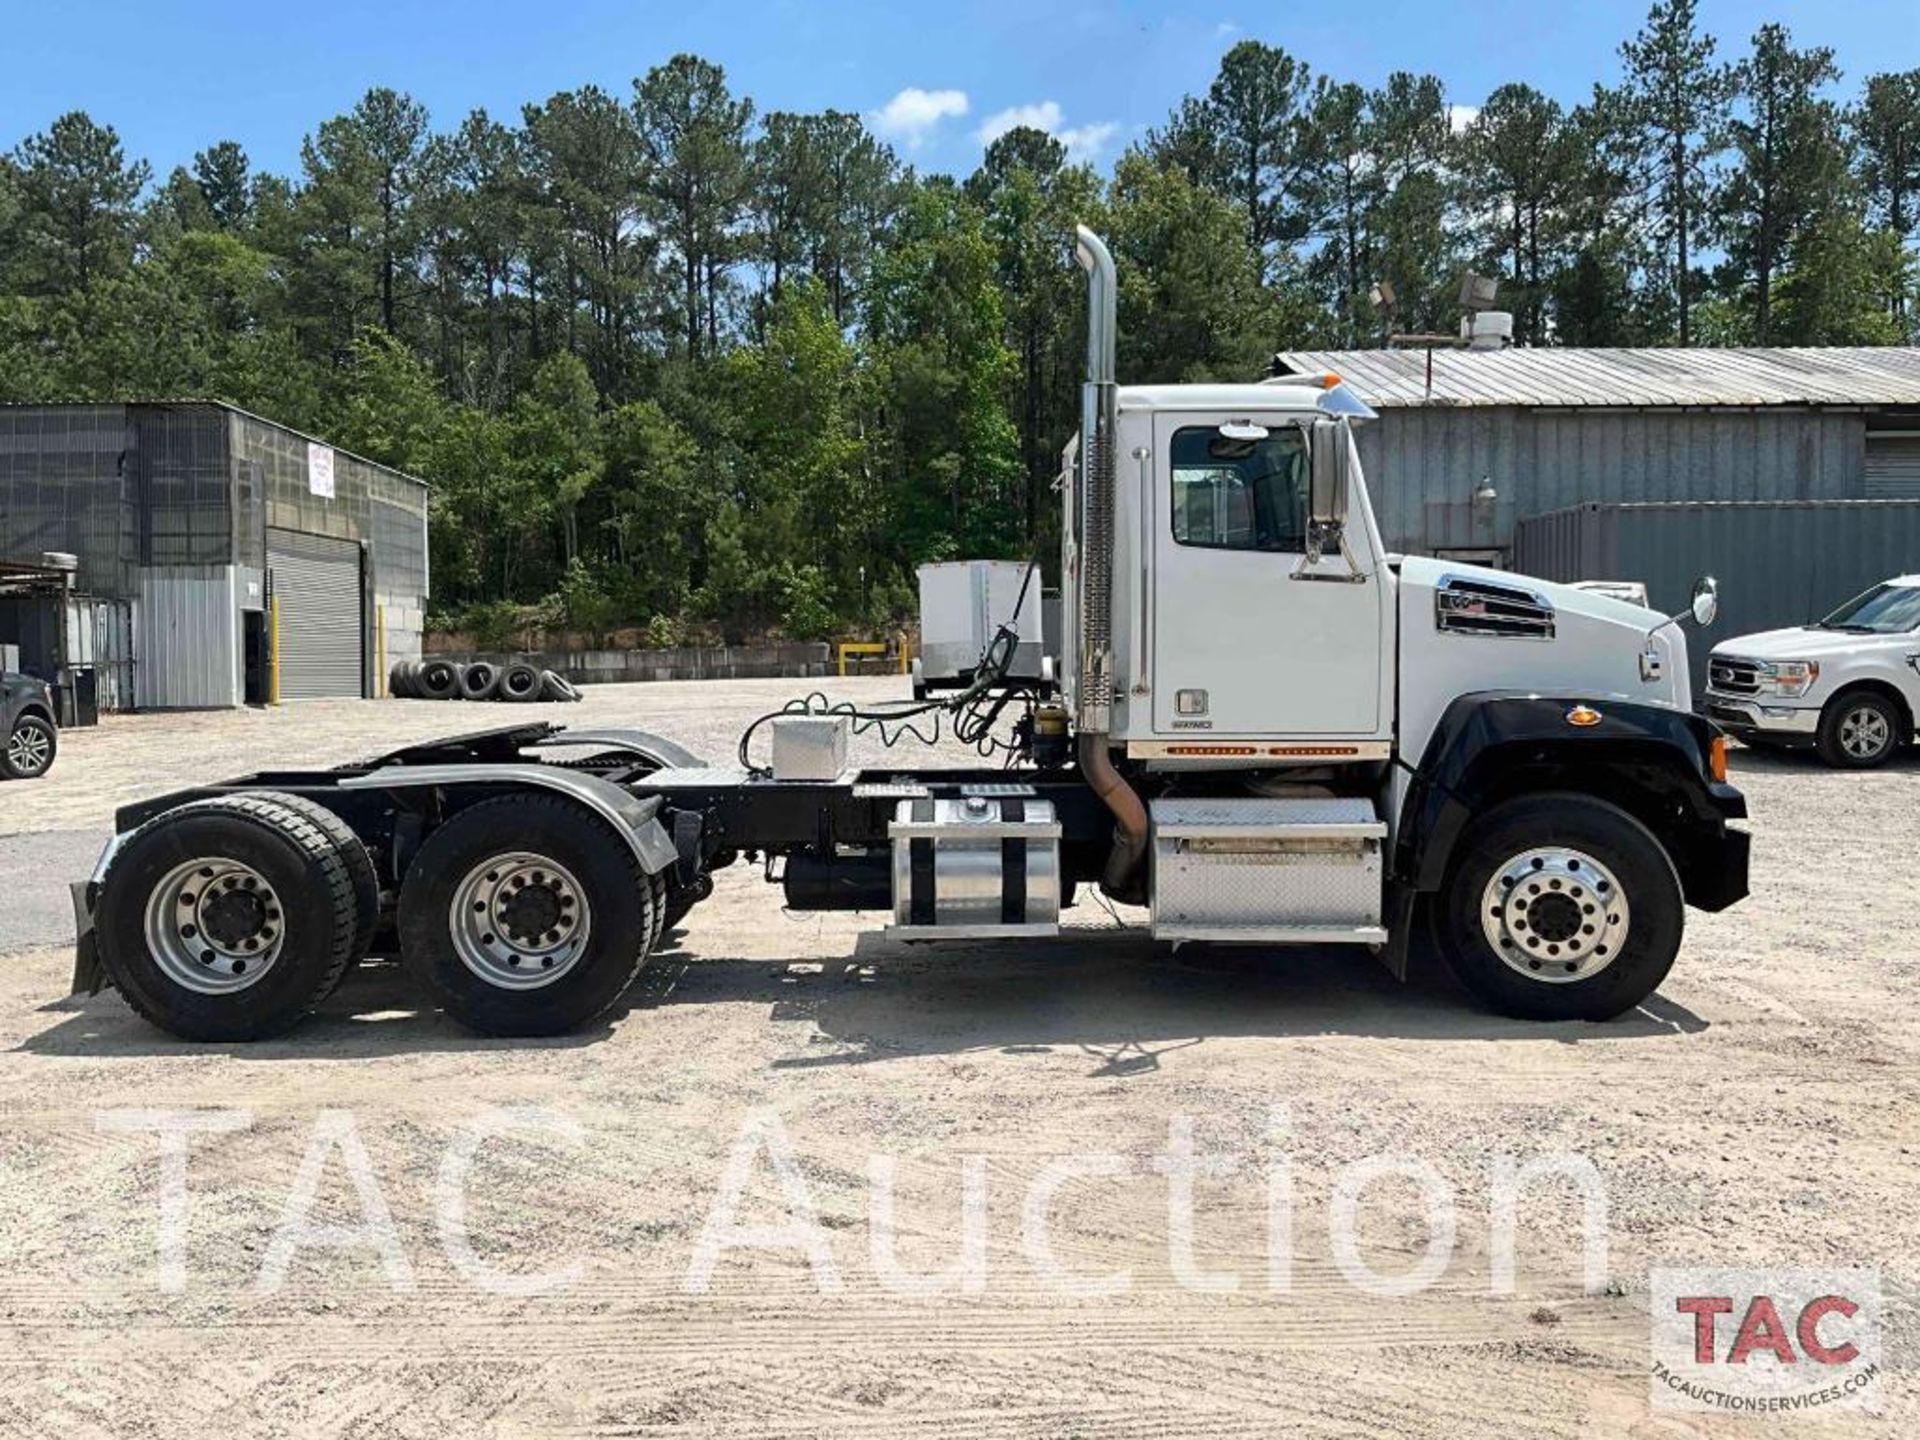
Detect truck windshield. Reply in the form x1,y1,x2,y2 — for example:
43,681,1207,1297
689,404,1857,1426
1816,583,1920,633
1170,426,1307,552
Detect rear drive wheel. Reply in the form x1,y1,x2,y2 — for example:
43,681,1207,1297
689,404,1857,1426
397,795,655,1035
245,791,380,991
95,795,359,1040
1816,691,1903,768
3,713,56,779
1435,793,1683,1022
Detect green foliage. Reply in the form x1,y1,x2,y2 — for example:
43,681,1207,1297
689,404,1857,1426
1,23,1916,652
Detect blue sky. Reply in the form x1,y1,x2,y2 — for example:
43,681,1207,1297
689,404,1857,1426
2,1,1915,180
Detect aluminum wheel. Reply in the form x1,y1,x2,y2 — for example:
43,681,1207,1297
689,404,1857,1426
448,852,593,991
1481,846,1631,985
142,857,286,994
1838,705,1893,760
7,722,51,774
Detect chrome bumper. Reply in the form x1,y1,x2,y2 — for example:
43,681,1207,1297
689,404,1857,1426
1704,691,1820,737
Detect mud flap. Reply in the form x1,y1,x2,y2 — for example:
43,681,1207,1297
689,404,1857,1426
69,879,106,995
1373,882,1418,983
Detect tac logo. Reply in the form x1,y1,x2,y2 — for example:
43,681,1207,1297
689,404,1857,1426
1650,1267,1881,1414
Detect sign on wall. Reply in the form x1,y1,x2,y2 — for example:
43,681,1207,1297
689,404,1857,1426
308,442,336,500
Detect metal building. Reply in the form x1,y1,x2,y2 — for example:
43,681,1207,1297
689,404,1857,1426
1271,347,1920,565
0,402,429,709
1514,499,1920,698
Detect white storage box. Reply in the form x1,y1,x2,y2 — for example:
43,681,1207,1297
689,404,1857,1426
917,560,1044,682
770,715,850,781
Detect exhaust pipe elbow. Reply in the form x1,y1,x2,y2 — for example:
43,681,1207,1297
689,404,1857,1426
1074,226,1117,386
1078,731,1148,903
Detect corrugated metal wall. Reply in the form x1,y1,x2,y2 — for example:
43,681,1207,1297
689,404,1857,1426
135,567,240,708
1357,407,1867,554
1514,499,1920,699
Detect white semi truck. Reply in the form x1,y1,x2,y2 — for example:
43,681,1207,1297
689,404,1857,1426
69,228,1750,1041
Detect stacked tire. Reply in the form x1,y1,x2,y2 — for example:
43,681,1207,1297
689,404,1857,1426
388,659,581,703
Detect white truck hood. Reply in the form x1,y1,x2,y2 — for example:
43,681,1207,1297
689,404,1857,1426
1394,556,1691,762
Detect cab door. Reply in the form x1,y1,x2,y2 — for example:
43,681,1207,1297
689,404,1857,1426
1149,412,1382,736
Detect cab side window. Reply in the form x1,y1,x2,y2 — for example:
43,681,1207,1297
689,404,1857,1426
1170,426,1307,552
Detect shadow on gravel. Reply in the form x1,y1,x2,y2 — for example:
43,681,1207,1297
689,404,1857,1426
647,928,1709,1075
1727,743,1920,776
18,922,1707,1066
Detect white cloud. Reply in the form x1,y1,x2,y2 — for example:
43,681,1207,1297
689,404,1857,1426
1448,104,1481,135
1057,122,1120,160
871,87,969,147
978,101,1065,145
977,101,1121,161
1215,20,1239,38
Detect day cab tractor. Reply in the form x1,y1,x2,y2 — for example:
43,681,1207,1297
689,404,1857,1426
68,228,1750,1042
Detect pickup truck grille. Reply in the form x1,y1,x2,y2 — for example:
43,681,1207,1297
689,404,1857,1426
1433,576,1556,640
1707,657,1761,695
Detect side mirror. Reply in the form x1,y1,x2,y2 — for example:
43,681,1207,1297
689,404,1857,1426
1690,575,1720,628
1309,418,1350,529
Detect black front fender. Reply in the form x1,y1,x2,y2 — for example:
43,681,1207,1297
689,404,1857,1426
1397,692,1749,912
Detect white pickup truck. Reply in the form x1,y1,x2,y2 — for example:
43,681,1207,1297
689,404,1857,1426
1706,575,1920,767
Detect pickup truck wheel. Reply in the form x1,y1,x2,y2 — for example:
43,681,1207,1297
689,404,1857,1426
3,713,56,779
1437,793,1683,1022
1816,692,1902,768
398,795,655,1036
95,796,359,1040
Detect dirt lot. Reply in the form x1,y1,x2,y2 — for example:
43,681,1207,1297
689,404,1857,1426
0,680,1914,1437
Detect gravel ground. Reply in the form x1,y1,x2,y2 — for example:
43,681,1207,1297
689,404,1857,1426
0,681,1915,1437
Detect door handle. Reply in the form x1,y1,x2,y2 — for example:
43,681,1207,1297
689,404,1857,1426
1133,446,1151,696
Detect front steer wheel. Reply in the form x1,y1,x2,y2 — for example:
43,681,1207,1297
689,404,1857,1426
1434,793,1684,1022
94,795,361,1041
397,795,656,1036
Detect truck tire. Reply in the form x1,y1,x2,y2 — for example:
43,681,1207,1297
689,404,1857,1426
3,713,57,779
499,662,542,702
1815,690,1904,769
540,671,582,703
396,794,656,1036
1435,792,1683,1022
417,659,464,700
459,662,501,701
94,795,360,1041
388,660,420,698
244,791,381,987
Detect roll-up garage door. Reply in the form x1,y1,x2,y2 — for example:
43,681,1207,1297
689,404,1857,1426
1866,436,1920,498
267,528,364,699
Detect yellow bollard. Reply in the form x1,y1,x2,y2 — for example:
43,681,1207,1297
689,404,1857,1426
268,594,281,706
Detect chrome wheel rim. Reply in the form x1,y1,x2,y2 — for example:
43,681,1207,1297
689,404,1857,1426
1482,847,1630,984
143,858,285,994
1839,706,1891,759
7,724,50,773
448,852,591,990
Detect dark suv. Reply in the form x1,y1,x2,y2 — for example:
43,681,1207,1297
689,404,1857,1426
2,672,57,780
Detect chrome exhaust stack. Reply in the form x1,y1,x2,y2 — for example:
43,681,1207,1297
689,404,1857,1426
1071,226,1145,902
1073,225,1117,735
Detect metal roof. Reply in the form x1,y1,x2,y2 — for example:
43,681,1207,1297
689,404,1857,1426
1269,347,1920,410
0,399,431,490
